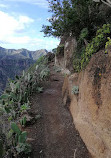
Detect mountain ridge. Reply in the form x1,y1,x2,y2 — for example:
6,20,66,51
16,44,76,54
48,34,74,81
0,46,48,60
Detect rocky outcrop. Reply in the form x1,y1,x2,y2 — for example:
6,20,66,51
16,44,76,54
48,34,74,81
62,50,111,158
64,36,77,70
55,36,77,72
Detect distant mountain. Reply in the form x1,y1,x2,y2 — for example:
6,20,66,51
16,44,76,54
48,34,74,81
0,46,48,60
0,46,48,95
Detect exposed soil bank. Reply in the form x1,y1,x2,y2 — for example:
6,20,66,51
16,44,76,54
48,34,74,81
62,51,111,158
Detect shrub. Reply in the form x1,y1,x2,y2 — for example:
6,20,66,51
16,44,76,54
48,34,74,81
56,44,64,56
73,24,111,72
81,24,111,69
105,37,111,53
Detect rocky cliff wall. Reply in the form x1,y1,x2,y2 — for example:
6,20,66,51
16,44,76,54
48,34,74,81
62,50,111,158
55,36,77,72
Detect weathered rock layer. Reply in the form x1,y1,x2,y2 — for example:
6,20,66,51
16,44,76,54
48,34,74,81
55,36,77,72
62,51,111,158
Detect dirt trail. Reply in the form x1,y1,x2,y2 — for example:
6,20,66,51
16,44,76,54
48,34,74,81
27,63,90,158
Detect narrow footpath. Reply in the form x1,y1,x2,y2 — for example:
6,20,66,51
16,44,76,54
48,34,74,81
27,63,90,158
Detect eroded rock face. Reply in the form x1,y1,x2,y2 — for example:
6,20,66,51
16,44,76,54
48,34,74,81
64,36,77,71
55,36,77,72
62,51,111,158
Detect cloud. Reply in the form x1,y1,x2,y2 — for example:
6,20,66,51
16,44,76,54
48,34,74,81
0,10,59,51
1,0,49,8
32,0,48,8
0,4,9,8
0,11,34,41
19,16,34,24
4,36,31,44
1,35,59,51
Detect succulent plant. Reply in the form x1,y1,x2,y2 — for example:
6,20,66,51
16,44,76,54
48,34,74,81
72,86,79,94
20,116,27,127
0,56,49,157
11,122,21,135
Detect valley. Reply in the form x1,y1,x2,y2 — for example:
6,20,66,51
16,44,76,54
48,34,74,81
0,46,48,95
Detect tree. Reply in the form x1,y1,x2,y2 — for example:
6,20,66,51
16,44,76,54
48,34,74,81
42,0,108,40
42,0,72,37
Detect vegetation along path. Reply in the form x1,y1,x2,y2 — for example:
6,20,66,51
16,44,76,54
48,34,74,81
26,62,90,158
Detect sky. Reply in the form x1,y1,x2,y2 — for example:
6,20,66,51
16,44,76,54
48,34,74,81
0,0,60,51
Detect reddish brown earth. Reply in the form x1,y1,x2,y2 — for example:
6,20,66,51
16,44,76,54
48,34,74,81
26,63,90,158
62,51,111,158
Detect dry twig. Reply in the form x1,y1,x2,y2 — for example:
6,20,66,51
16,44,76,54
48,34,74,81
73,148,77,158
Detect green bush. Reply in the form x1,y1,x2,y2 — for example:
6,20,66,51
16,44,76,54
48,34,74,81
73,59,82,72
78,28,89,44
56,44,64,56
81,24,111,69
73,24,111,72
105,37,111,53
